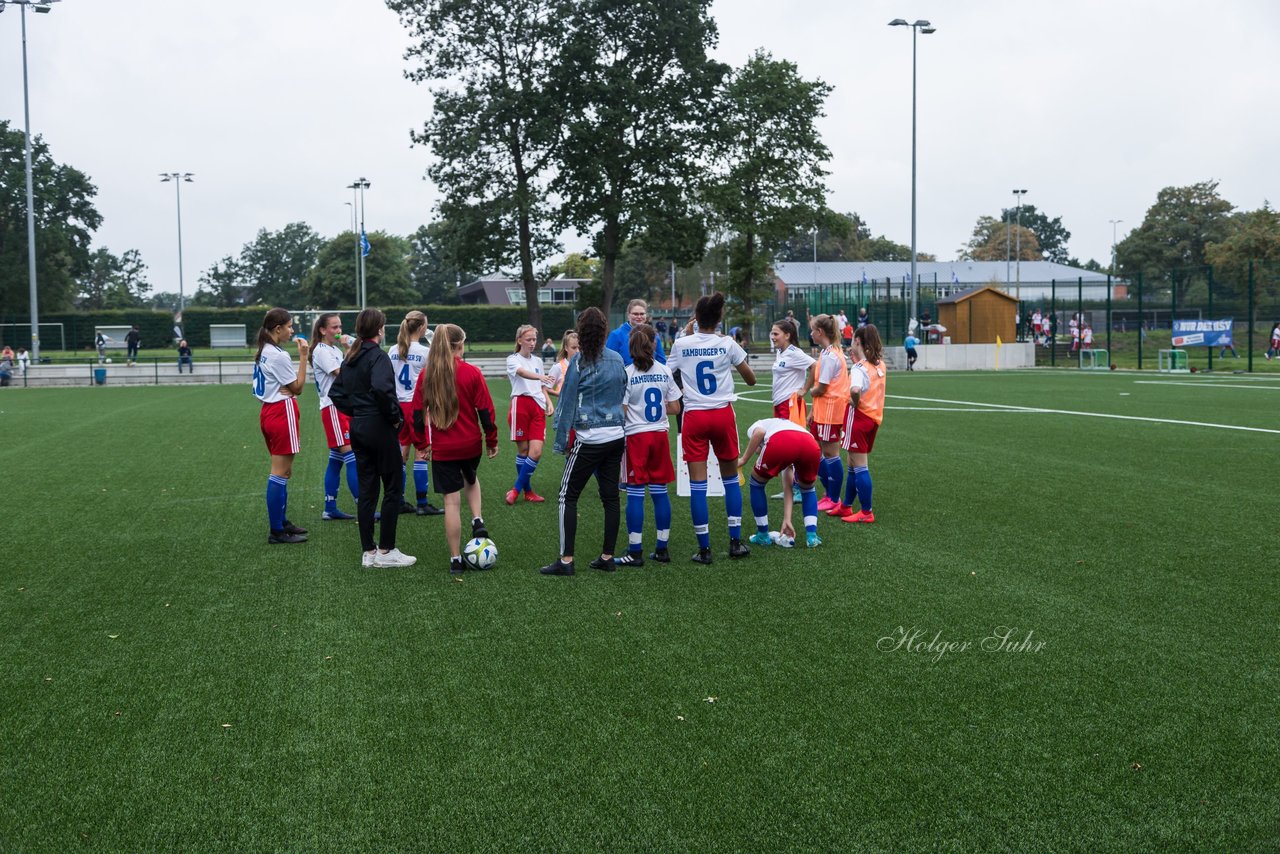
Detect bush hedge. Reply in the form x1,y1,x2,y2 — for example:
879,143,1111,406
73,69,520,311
0,305,580,350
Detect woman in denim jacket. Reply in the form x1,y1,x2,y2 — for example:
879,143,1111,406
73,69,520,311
540,307,628,576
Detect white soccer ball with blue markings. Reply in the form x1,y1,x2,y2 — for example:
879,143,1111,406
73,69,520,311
462,537,498,570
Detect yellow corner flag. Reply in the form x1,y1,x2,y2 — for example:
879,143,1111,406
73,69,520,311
995,335,1002,370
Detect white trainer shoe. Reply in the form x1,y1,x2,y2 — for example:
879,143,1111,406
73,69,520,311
362,551,376,568
373,548,417,567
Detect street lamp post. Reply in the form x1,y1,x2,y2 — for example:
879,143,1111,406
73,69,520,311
1012,188,1028,295
889,17,936,326
345,201,357,306
348,178,370,308
159,172,194,313
1108,219,1123,276
2,0,62,359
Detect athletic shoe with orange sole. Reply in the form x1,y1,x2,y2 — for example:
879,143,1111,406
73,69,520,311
504,488,519,506
826,502,854,518
816,497,837,513
524,491,546,503
844,509,875,524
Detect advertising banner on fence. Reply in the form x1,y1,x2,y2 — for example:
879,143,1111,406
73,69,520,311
1172,318,1233,347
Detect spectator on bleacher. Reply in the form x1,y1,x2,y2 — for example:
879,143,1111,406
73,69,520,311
856,307,869,329
177,339,194,373
16,347,28,375
0,347,13,387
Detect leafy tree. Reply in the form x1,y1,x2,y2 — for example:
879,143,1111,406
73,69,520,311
408,221,472,305
78,247,150,309
997,205,1071,264
959,216,1041,262
704,50,832,336
1206,203,1280,300
0,120,102,316
194,256,245,307
549,252,599,281
1116,180,1234,278
776,210,928,262
300,231,417,308
390,0,570,333
553,0,725,311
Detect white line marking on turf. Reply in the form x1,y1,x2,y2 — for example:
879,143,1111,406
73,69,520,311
1132,381,1280,391
888,394,1280,435
889,406,1043,412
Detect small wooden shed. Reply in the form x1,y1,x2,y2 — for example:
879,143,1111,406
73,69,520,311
936,286,1019,344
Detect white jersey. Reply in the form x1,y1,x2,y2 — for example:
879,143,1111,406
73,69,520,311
252,344,296,404
311,341,343,409
506,352,548,405
747,417,809,457
816,348,846,385
667,331,747,412
624,362,682,435
388,341,429,403
771,344,815,405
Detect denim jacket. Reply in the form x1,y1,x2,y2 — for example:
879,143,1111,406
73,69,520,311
553,349,627,453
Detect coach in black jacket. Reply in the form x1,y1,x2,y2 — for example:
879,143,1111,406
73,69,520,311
331,309,415,567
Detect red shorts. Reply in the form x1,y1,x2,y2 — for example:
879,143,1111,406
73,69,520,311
509,395,547,442
398,401,427,449
842,407,880,454
681,405,739,463
260,398,300,456
773,402,790,419
625,430,675,485
753,429,820,485
320,405,351,450
811,419,845,444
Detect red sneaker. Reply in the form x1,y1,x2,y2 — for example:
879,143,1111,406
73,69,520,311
504,488,519,506
844,509,875,524
826,503,854,519
524,491,546,503
816,497,837,513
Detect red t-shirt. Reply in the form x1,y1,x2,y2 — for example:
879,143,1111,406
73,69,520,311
412,358,498,461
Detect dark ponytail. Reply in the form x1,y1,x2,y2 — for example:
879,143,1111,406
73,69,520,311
695,292,725,332
347,308,386,363
255,307,292,362
629,324,656,372
577,307,607,364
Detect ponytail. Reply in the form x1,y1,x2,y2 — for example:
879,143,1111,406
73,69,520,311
397,310,427,361
311,312,339,348
347,308,386,363
423,324,466,429
255,307,292,363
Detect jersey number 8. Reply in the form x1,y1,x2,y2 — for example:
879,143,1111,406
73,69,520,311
643,387,663,422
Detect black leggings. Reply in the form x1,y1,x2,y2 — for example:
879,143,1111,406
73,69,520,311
558,437,625,558
350,415,404,551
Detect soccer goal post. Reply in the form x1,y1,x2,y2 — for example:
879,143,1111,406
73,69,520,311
1080,348,1110,370
1158,349,1188,373
0,322,65,351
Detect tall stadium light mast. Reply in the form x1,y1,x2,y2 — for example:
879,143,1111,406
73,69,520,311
348,178,370,307
1109,219,1123,276
1013,188,1028,291
889,17,935,325
2,0,63,359
159,173,194,312
345,201,357,305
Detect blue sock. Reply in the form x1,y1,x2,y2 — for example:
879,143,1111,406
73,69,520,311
723,476,743,541
514,455,528,491
413,460,430,504
690,479,710,549
854,465,872,512
801,486,819,534
343,451,358,499
522,457,539,493
626,486,646,554
266,475,287,531
843,464,859,508
324,450,343,512
649,484,672,550
749,478,769,534
822,456,843,501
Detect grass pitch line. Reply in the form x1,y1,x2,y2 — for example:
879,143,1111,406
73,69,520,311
1133,381,1280,391
890,394,1280,435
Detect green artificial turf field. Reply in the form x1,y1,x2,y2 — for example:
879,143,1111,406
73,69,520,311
2,371,1277,851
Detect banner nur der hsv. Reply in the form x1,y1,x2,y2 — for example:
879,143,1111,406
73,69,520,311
1172,318,1233,347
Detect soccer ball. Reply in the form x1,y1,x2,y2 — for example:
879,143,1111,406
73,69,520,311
462,537,498,570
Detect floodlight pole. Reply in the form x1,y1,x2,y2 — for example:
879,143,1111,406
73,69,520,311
346,200,357,306
350,178,371,308
889,18,935,326
1108,219,1123,277
160,172,193,312
1013,189,1028,292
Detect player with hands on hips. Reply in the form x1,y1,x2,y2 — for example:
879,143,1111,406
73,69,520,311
506,324,556,505
838,324,887,524
804,314,851,515
252,308,311,545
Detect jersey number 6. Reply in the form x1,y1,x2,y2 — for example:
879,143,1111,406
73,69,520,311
695,361,717,396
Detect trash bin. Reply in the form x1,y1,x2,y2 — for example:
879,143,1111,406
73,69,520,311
94,367,107,385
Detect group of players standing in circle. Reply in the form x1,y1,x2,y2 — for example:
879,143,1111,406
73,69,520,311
250,293,886,574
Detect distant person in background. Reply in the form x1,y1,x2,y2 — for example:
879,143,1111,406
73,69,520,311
0,347,12,387
841,317,854,348
541,337,557,366
96,331,109,364
1266,322,1280,360
1218,332,1238,358
856,307,869,328
1082,324,1094,351
836,310,849,340
903,332,919,371
125,325,141,366
606,299,666,367
16,347,28,375
177,339,193,373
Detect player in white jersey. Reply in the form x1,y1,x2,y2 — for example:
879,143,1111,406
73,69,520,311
506,324,556,505
388,311,441,516
768,317,815,503
251,308,310,544
615,325,682,566
310,313,358,521
666,293,756,564
738,417,823,549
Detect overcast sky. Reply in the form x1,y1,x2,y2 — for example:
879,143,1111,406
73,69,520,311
3,0,1277,299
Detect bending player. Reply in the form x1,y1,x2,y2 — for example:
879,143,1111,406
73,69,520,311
738,417,823,549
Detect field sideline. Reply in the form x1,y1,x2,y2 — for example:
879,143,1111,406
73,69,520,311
1,370,1276,851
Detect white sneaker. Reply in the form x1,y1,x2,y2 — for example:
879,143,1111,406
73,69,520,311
373,548,417,567
362,551,376,568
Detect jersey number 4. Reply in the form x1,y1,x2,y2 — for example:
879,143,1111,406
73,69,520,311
398,364,413,392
